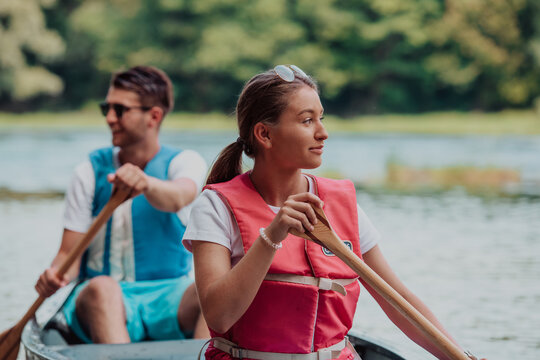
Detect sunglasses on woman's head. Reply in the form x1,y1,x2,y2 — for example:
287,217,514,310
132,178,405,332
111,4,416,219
274,64,308,82
99,102,151,118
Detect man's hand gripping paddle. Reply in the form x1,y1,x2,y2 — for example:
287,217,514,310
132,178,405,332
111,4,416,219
290,205,472,360
0,188,130,360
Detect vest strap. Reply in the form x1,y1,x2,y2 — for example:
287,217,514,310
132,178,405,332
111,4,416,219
264,274,357,296
212,337,347,360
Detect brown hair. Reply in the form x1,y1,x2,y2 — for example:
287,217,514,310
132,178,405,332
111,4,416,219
111,65,174,116
206,68,318,185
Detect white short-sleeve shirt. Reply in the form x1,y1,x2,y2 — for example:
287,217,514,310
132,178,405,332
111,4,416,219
183,176,380,266
63,148,208,232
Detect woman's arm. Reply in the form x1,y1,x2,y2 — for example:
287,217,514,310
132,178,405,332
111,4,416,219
362,245,463,360
192,237,276,333
191,192,324,334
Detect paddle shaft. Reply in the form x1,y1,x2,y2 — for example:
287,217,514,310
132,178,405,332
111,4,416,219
0,188,130,360
309,223,469,360
55,188,130,277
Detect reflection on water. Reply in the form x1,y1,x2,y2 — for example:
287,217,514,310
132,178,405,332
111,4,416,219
0,192,538,359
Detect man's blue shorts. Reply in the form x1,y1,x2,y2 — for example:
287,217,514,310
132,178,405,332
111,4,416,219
62,276,193,343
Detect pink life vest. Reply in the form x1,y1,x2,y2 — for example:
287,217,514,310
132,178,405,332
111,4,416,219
204,173,363,359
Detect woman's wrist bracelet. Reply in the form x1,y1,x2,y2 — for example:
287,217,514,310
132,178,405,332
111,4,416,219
259,228,282,250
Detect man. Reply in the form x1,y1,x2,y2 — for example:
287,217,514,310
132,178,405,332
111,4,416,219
35,66,209,343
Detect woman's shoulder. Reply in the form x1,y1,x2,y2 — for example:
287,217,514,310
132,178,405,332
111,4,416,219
190,189,234,220
195,188,225,206
183,189,237,251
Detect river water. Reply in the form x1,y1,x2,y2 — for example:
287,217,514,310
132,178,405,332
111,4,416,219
1,128,539,359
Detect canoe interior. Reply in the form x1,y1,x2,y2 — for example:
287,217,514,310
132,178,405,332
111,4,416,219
22,284,407,360
23,318,406,360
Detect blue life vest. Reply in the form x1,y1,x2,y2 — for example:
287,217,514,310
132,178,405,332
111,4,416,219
79,146,191,281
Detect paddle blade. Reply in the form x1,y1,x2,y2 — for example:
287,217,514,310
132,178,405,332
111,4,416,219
0,326,23,360
0,187,129,360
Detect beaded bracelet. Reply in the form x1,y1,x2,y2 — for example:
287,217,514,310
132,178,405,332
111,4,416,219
259,228,282,250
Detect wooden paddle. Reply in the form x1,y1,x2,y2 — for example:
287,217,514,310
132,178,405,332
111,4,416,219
0,188,130,360
290,205,471,360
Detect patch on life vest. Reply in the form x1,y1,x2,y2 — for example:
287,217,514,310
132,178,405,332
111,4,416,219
322,240,353,256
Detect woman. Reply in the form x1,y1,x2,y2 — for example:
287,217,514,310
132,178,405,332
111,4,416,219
183,65,480,360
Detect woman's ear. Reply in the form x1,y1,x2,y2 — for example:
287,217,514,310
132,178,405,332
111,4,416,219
253,122,272,149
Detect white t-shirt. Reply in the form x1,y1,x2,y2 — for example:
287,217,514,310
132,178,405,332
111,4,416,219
63,148,208,232
183,176,380,266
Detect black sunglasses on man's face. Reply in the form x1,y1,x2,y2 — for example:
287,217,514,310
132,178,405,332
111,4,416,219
99,102,151,118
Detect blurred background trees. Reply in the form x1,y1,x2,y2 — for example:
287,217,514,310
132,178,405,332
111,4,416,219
0,0,65,110
1,0,539,115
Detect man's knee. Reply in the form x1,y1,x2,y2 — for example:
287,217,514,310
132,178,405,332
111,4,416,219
74,276,130,343
179,282,200,313
177,282,202,332
76,276,123,312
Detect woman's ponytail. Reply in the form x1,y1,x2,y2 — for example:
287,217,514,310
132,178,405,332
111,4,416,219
206,140,244,185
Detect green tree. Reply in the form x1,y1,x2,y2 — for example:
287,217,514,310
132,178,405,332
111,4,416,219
528,0,540,110
424,0,538,109
0,0,65,105
293,0,443,113
4,0,540,114
66,0,309,111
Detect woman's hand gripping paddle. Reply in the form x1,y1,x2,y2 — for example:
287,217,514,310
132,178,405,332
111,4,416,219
0,188,130,360
290,205,471,360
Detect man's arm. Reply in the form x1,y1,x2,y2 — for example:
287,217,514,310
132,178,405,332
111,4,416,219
35,229,84,297
107,164,198,213
144,176,198,212
109,150,207,213
36,160,93,298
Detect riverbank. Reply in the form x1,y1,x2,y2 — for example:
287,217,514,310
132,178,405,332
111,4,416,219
2,116,539,199
1,109,539,135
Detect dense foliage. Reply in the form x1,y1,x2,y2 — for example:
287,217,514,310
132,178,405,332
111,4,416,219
1,0,539,115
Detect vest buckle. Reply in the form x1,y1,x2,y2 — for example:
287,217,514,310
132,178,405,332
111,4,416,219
317,277,332,291
230,346,244,359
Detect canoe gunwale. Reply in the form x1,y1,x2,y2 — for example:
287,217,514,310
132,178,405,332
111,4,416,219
22,318,407,360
